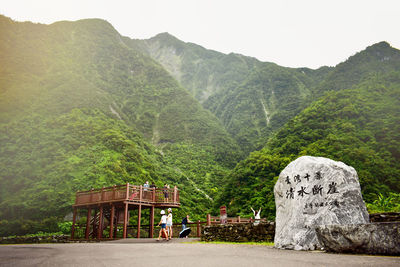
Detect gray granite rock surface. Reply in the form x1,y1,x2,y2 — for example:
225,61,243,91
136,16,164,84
274,156,369,250
315,222,400,255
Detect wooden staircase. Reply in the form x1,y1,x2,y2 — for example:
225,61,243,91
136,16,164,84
89,208,115,238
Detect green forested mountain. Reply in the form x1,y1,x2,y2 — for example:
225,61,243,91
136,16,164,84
203,65,314,153
0,109,198,218
128,32,263,103
315,41,400,95
0,15,239,233
134,34,400,156
1,14,399,236
217,71,400,218
131,33,333,153
138,34,400,218
0,16,238,162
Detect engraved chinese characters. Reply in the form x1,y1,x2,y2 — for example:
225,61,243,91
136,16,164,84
274,156,369,251
284,171,339,210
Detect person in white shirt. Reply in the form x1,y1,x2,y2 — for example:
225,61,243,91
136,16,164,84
157,210,169,241
166,208,173,239
251,207,261,226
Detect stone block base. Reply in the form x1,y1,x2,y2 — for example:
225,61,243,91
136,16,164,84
315,222,400,255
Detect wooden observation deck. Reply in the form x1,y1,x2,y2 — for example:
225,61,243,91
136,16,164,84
70,183,180,240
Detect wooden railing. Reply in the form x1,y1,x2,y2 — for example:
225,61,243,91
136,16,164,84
207,215,267,225
74,183,179,206
72,216,267,240
72,220,206,240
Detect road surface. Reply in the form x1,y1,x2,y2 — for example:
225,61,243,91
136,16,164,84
0,239,398,267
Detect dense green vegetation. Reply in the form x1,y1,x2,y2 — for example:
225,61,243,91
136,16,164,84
0,16,239,163
218,72,400,218
315,41,400,96
134,32,333,154
0,16,236,235
0,108,215,234
130,32,263,103
215,153,290,219
1,15,399,236
204,64,315,153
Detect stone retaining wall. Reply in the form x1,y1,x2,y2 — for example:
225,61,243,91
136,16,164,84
0,235,70,244
201,222,275,242
369,212,400,222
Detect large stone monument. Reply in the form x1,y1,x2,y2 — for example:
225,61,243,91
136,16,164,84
274,156,369,250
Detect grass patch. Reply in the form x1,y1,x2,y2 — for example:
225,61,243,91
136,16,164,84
1,232,65,239
187,241,274,246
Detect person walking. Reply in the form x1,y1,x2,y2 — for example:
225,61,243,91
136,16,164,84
157,210,169,241
181,214,192,238
166,208,173,239
181,214,191,230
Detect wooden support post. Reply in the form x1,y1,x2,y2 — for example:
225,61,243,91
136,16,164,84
71,207,77,240
101,187,104,201
197,220,201,237
114,209,119,238
152,188,156,202
207,214,211,226
92,209,97,238
112,185,116,201
97,205,103,239
109,205,115,239
85,207,91,239
139,185,142,201
237,216,241,223
137,205,142,239
89,188,94,203
123,203,128,238
149,206,155,238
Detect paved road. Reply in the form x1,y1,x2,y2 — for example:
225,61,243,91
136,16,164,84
0,239,399,267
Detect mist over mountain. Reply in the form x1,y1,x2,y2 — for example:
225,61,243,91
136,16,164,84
129,33,331,153
0,15,399,235
126,30,400,218
316,41,400,95
0,15,238,232
217,71,400,217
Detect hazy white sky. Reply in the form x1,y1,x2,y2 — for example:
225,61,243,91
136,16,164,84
1,0,399,69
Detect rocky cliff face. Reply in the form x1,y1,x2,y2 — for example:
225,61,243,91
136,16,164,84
128,33,319,153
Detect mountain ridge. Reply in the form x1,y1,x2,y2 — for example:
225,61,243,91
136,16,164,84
0,15,239,233
1,15,399,235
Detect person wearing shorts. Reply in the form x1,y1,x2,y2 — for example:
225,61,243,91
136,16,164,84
157,210,169,241
166,208,173,239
